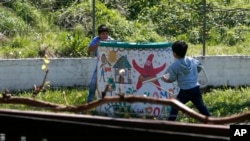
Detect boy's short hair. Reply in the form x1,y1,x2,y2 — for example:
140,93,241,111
98,24,109,34
172,40,188,58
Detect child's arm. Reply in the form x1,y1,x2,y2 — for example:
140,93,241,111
161,74,174,83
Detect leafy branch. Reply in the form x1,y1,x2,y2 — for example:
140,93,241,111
32,56,50,98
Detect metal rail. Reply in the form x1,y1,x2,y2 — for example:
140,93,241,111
0,109,229,141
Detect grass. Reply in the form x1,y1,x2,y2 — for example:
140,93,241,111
187,43,250,56
0,87,89,111
178,86,250,123
1,86,250,124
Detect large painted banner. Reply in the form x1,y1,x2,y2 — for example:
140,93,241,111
96,41,179,118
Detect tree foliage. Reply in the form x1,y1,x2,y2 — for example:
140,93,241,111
1,0,250,58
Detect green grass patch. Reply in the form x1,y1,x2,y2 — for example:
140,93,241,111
1,86,250,124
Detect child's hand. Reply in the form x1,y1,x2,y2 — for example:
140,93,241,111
138,75,144,82
161,74,169,82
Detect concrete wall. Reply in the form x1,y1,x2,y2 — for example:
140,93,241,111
0,56,249,91
0,58,96,91
197,55,250,87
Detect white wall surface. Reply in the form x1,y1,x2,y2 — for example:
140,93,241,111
0,56,249,91
0,58,96,91
197,55,250,87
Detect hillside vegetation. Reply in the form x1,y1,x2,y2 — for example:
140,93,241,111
0,0,250,58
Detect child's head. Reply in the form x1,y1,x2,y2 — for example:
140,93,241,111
98,24,109,34
97,24,109,40
172,40,188,58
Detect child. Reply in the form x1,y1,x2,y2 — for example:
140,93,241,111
161,40,211,121
87,24,113,103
